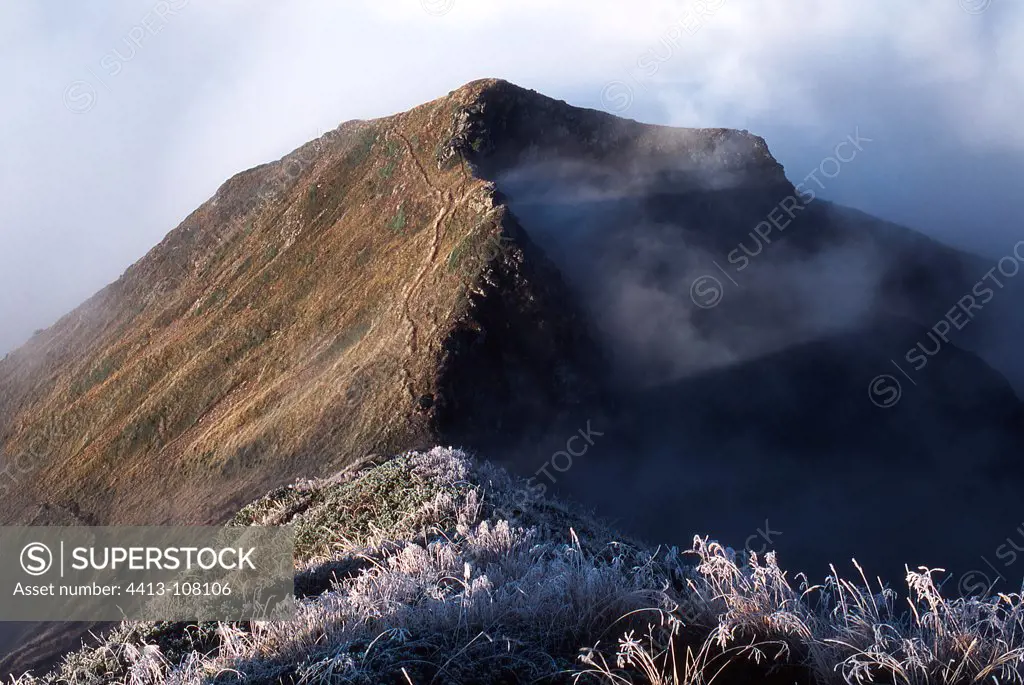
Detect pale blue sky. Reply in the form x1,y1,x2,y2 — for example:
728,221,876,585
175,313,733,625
0,0,1020,354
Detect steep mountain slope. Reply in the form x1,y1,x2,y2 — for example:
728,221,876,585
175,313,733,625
0,81,601,526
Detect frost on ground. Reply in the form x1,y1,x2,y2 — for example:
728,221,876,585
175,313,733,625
15,448,1024,684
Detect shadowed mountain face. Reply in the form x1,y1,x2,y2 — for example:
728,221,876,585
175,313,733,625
1,79,1023,675
541,320,1024,587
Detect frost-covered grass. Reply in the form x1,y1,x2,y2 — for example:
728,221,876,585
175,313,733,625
579,539,1024,684
13,448,1024,684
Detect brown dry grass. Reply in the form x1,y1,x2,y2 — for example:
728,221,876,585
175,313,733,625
0,81,517,526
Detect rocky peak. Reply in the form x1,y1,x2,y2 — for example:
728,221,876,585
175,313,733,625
441,78,788,191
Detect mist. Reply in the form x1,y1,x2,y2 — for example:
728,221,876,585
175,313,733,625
495,153,904,387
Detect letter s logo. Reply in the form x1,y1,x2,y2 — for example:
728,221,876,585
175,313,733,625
21,543,53,576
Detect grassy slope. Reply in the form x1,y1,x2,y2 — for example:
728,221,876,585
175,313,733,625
18,448,1024,685
0,80,580,527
